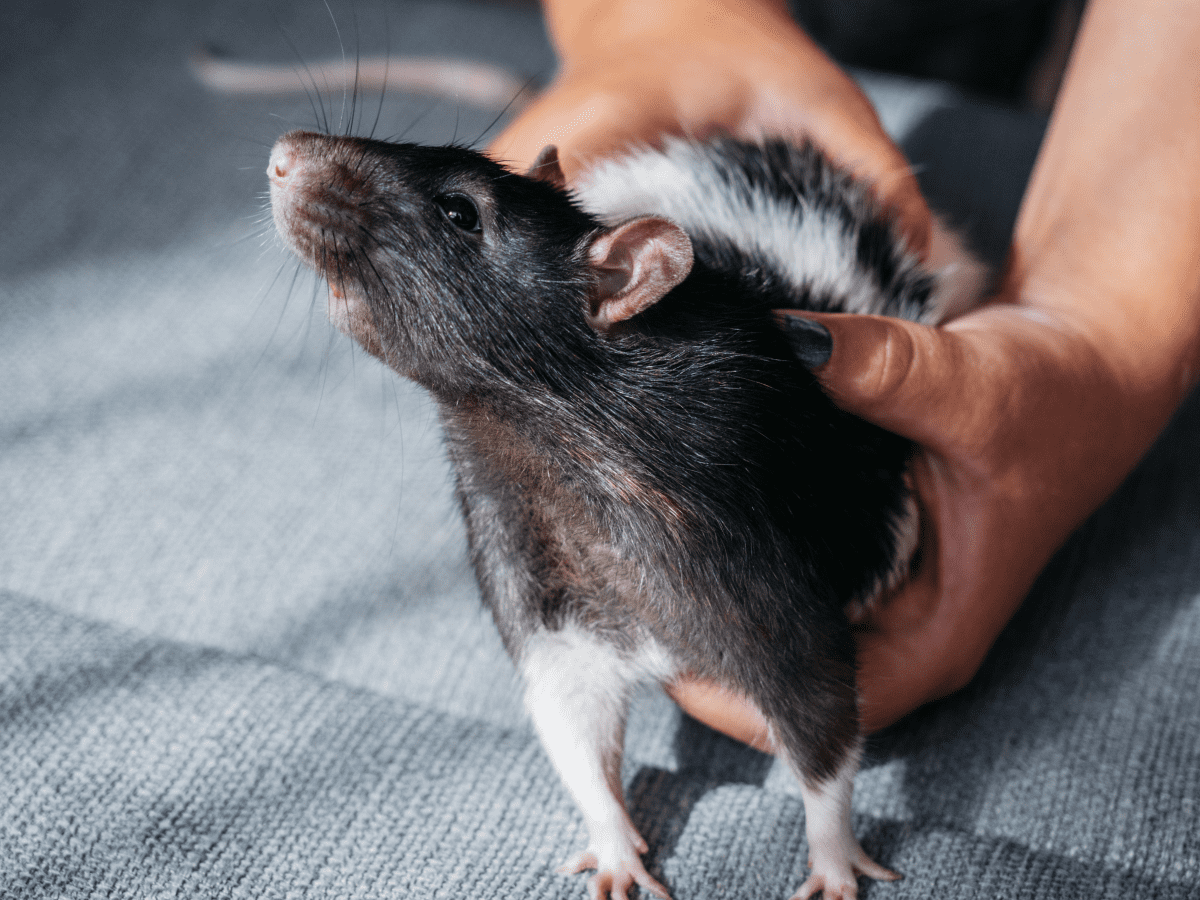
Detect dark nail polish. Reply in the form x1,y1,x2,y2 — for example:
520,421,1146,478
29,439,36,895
781,315,832,369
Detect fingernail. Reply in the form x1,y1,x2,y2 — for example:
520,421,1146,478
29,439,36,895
781,315,832,369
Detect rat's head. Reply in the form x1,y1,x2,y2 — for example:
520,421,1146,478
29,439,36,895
268,131,693,397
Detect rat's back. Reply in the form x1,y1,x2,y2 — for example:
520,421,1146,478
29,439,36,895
574,137,985,325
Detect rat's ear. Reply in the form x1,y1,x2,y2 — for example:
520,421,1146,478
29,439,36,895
526,145,567,190
586,217,693,332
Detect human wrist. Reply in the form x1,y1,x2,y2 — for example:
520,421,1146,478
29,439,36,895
1002,247,1200,422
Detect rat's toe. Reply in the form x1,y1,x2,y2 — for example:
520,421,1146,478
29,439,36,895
559,849,598,874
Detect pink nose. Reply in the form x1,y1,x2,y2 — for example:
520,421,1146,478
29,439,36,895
269,130,331,184
267,141,296,182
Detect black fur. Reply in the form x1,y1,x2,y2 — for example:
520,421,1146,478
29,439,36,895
271,131,918,784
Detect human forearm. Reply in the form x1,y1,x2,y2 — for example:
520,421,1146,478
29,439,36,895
1008,0,1200,409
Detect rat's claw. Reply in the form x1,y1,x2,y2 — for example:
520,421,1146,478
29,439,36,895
558,847,671,900
794,871,855,900
851,848,900,883
558,849,599,874
791,846,900,899
636,868,671,899
586,867,671,900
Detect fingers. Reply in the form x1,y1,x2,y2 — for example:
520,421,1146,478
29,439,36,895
852,849,902,883
777,311,980,451
638,869,672,900
494,94,932,259
758,94,932,258
851,450,980,732
665,679,776,754
488,13,936,265
855,569,1011,733
867,157,931,259
853,448,1032,732
854,576,957,733
669,582,999,737
487,91,619,175
486,59,699,176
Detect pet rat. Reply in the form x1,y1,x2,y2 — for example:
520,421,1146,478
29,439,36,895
267,128,985,900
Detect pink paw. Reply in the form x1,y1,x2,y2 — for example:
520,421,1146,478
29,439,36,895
791,847,899,900
558,845,671,900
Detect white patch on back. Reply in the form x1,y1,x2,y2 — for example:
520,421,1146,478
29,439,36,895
574,139,986,326
575,141,881,314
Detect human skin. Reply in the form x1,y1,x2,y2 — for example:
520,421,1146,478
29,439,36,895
489,0,1200,741
488,0,933,256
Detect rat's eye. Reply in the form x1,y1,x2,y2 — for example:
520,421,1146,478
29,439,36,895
434,193,481,233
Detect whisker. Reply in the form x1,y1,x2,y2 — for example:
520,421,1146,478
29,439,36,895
272,16,329,133
471,71,543,148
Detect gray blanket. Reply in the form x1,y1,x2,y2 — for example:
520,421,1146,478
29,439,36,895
2,1,1197,897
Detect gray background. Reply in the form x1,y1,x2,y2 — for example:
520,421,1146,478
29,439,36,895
1,1,1197,898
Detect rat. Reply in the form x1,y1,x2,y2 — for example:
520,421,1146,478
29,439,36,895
267,128,985,900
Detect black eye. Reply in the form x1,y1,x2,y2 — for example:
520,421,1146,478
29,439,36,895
434,193,481,233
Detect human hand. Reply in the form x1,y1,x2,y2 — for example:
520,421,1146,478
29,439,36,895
500,0,1200,743
487,0,932,255
797,301,1170,731
671,0,1200,740
671,291,1188,738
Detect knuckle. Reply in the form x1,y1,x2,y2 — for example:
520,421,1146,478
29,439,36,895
856,319,921,407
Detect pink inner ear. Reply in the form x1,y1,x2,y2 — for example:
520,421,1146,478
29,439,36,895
588,217,694,330
527,145,566,190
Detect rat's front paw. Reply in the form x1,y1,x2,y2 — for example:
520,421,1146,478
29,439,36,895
558,839,670,900
791,845,899,900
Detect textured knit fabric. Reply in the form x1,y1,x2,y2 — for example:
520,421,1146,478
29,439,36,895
2,1,1198,898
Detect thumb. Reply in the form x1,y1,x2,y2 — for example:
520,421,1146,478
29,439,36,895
777,310,974,451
